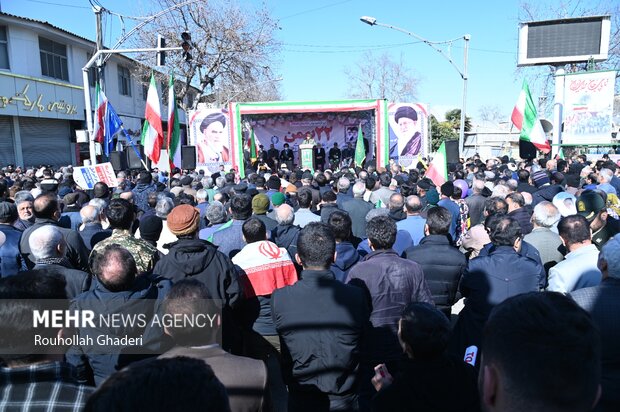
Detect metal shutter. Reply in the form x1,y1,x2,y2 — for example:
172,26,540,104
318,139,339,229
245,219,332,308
0,116,15,166
20,117,71,168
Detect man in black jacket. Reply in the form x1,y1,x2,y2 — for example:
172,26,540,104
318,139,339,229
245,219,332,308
66,244,173,386
153,204,241,310
272,223,370,411
405,206,467,317
27,225,91,298
19,193,89,271
279,143,294,171
371,303,479,412
153,203,243,352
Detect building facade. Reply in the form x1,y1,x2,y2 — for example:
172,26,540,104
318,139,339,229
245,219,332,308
0,12,191,168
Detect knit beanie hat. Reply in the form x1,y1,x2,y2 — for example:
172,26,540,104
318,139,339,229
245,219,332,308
531,170,550,188
272,192,286,206
167,204,200,236
139,215,163,242
252,194,270,214
426,188,440,206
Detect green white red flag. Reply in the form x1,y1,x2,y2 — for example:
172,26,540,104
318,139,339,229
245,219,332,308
355,123,365,166
249,129,257,162
93,81,107,144
167,73,181,169
141,73,163,163
425,141,447,187
511,80,551,153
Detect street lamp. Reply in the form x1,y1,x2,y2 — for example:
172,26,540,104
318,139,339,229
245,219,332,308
360,16,470,157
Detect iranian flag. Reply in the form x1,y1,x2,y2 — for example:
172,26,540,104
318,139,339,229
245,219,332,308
511,80,551,153
141,73,163,163
167,73,181,169
425,141,448,187
93,81,107,144
355,123,365,166
249,129,257,163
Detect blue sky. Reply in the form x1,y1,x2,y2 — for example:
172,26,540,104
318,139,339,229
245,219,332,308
1,0,595,122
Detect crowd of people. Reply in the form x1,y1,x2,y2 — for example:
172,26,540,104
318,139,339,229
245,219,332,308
0,152,616,411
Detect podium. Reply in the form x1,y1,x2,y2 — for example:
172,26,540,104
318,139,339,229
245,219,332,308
299,144,315,172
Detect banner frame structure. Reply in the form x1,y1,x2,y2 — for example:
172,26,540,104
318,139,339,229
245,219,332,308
229,99,389,177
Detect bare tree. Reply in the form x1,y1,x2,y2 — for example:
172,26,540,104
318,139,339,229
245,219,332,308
344,51,419,102
478,104,504,123
518,1,619,115
129,0,281,110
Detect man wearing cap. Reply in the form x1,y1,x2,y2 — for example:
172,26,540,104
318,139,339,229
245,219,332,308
578,190,620,250
267,192,286,220
571,233,620,411
153,204,240,309
531,170,564,207
547,214,602,294
393,105,421,157
13,191,35,231
0,202,27,276
252,193,278,233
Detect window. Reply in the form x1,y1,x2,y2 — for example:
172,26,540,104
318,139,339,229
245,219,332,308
39,37,68,80
0,26,9,69
118,65,132,96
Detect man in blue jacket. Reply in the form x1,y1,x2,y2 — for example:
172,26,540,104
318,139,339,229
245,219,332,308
449,215,540,365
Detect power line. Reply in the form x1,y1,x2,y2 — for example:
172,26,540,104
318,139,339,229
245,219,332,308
282,42,516,56
23,0,90,9
280,0,353,20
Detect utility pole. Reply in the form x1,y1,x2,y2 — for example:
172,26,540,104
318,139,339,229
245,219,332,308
87,5,104,166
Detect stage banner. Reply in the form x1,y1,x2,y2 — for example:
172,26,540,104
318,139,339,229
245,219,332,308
562,71,616,145
249,113,373,164
387,103,429,168
230,100,390,176
187,108,233,172
73,162,117,190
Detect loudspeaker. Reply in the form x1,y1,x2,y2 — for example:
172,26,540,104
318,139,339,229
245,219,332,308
445,140,459,164
125,145,146,169
519,140,537,160
109,151,126,171
181,146,196,170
